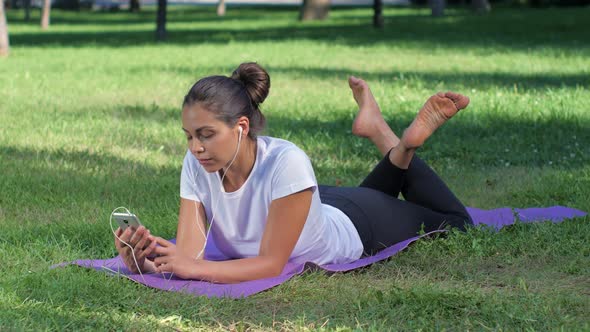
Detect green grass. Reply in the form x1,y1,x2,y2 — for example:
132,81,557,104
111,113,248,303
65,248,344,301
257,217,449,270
1,4,589,330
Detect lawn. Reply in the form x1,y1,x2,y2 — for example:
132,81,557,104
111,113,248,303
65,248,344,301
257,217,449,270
1,3,589,330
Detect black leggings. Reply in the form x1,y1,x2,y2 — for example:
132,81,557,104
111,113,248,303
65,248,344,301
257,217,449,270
319,153,473,256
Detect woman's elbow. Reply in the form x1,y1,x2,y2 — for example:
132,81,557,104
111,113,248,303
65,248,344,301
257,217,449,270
265,258,287,278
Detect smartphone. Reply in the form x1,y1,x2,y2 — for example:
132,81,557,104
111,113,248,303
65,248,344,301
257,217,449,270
113,212,156,258
113,212,143,231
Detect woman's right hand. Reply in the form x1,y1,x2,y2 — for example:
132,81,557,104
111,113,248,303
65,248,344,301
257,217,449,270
114,226,157,274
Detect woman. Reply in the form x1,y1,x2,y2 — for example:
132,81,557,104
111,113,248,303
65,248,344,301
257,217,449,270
114,62,473,283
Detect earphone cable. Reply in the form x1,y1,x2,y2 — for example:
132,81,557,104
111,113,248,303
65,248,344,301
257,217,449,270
193,127,243,259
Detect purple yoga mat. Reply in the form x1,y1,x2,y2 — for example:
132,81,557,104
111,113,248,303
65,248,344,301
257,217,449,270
55,205,586,298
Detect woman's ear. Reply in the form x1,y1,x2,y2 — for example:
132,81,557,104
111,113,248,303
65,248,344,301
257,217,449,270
237,116,250,136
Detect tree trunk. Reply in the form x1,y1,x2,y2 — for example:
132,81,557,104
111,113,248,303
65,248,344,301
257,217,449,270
24,0,31,21
41,0,51,30
373,0,383,28
130,0,140,12
217,0,226,16
430,0,445,17
299,0,330,21
156,0,167,41
471,0,490,13
0,0,9,57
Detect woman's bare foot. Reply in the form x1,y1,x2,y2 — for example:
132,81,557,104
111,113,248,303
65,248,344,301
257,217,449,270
401,92,470,149
349,76,400,156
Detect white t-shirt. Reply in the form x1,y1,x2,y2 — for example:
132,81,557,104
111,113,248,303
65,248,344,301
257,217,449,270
180,136,363,265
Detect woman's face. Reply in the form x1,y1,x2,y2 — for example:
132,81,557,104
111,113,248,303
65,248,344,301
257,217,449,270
182,104,240,173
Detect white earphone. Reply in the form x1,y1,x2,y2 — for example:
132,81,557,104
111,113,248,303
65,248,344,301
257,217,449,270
193,123,244,259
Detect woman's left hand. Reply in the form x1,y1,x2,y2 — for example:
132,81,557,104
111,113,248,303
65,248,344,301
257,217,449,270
153,237,200,280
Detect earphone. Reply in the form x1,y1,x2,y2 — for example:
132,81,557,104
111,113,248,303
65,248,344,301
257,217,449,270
194,124,244,259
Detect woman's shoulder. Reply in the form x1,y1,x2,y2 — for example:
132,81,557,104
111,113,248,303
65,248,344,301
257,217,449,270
259,136,306,153
259,136,310,161
256,136,317,197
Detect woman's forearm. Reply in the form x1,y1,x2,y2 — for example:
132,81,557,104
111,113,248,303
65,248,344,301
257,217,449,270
194,256,283,283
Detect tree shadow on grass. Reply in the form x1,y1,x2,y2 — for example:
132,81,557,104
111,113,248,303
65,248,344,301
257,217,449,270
274,66,590,90
58,101,589,171
0,145,181,245
6,6,298,26
265,110,589,167
138,64,590,91
8,7,590,51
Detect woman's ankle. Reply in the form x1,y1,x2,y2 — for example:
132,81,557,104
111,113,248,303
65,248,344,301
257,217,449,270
371,129,400,157
388,143,415,170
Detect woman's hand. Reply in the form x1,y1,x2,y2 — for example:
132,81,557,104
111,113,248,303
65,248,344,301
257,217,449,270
114,226,157,274
152,237,200,280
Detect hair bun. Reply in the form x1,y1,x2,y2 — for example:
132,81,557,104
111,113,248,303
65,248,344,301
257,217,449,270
231,62,270,107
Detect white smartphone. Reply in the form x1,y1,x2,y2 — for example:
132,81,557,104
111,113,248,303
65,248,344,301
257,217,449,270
113,212,143,231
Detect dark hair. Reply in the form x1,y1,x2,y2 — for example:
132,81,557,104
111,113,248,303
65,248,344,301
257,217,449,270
183,62,270,139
